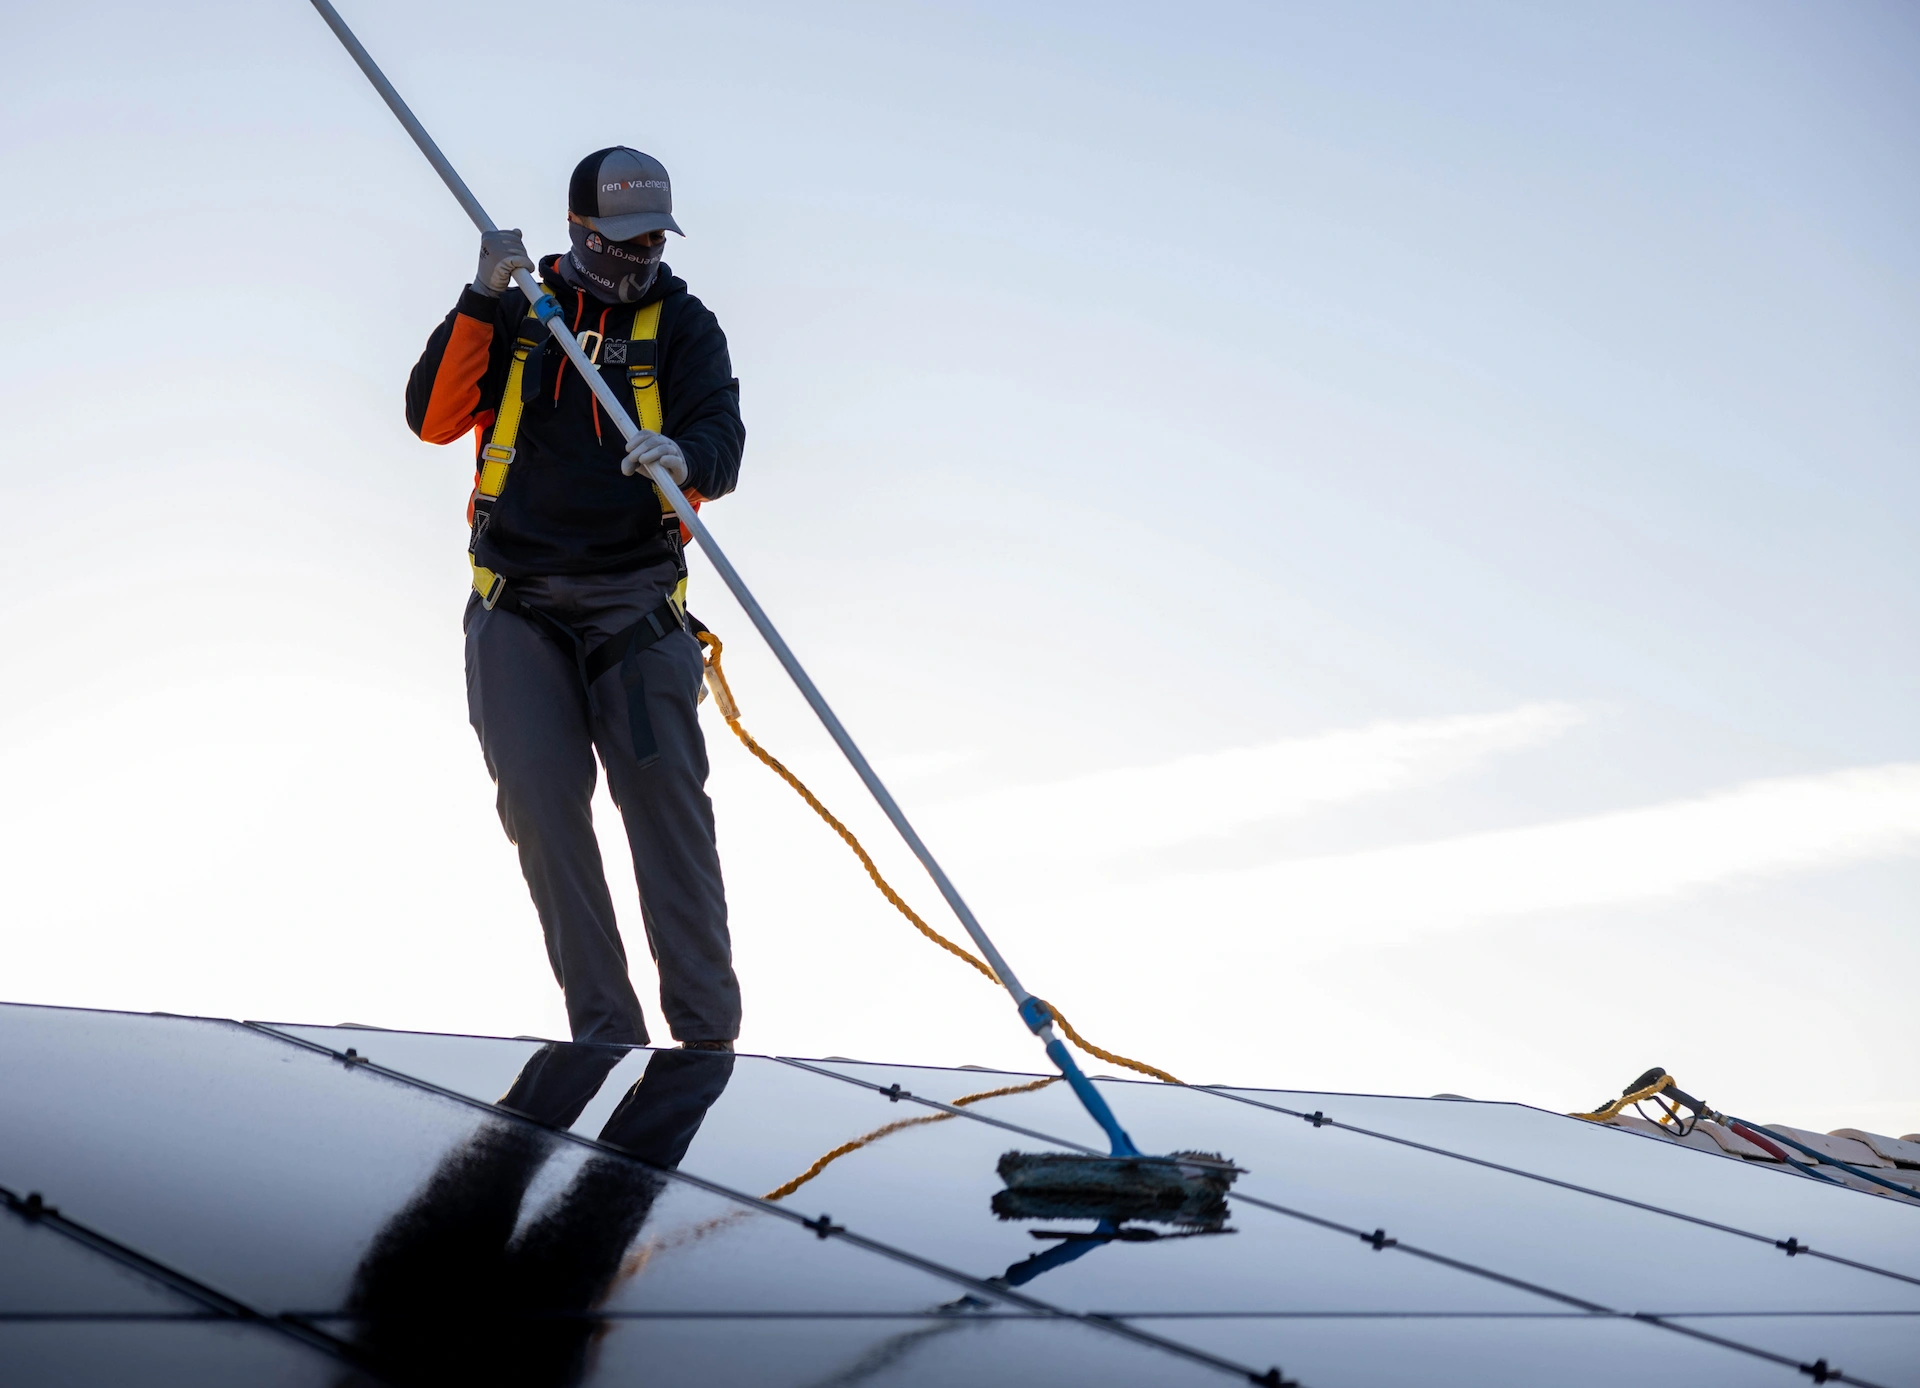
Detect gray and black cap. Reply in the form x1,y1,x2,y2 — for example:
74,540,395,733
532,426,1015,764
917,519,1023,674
568,146,683,241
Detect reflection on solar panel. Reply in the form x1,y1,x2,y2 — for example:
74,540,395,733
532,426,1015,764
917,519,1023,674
2,1001,1915,1387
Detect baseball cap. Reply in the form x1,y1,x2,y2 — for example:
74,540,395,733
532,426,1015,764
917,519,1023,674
568,147,683,241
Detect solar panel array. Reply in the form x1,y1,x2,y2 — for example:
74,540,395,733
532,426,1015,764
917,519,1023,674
2,1000,1914,1386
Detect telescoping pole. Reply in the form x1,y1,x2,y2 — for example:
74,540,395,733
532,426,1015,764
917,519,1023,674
306,0,1143,1155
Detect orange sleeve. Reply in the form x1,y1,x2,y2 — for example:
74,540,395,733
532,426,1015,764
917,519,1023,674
419,312,496,444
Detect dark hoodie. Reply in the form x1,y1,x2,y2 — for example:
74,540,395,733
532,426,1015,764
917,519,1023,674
406,255,743,579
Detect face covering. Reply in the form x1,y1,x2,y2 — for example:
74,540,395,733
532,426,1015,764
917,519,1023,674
561,223,665,303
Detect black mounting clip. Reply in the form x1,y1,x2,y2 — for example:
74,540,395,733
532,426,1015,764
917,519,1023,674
1304,1111,1329,1128
11,1191,56,1220
1363,1228,1397,1251
803,1213,844,1240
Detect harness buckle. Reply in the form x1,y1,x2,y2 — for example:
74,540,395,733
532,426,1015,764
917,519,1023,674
576,328,603,364
512,342,548,402
477,442,515,499
468,499,492,555
625,338,658,389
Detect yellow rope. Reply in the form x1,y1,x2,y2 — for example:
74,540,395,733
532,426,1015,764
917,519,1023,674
1040,1004,1180,1085
698,634,998,984
762,1077,1059,1201
696,630,1178,1085
624,1077,1065,1278
1570,1074,1675,1123
625,1077,1063,1265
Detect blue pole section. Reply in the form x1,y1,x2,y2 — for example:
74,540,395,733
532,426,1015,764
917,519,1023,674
1021,997,1141,1157
1047,1041,1143,1158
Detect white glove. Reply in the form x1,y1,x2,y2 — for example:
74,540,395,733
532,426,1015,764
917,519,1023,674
621,430,688,487
473,228,533,297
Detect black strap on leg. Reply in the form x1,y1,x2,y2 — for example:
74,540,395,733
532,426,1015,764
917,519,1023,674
489,592,686,689
491,590,688,766
587,600,687,767
583,599,685,687
492,593,591,688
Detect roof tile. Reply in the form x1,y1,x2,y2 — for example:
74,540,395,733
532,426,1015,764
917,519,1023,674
1830,1128,1920,1168
1758,1125,1891,1168
1605,1113,1725,1155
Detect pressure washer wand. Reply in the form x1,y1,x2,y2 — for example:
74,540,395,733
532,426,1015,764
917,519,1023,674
307,0,1144,1158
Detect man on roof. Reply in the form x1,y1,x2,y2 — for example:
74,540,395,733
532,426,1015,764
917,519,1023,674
405,146,742,1053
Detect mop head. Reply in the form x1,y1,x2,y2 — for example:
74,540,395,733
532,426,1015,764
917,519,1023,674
993,1150,1237,1230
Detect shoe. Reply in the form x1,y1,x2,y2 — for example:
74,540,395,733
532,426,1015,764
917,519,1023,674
679,1039,734,1052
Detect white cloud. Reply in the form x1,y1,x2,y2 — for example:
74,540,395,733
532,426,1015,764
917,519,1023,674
925,702,1585,861
1044,763,1920,959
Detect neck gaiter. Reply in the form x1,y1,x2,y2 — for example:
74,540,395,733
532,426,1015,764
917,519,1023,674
560,223,664,304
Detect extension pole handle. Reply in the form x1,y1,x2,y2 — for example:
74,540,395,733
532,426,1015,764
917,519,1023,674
308,0,495,237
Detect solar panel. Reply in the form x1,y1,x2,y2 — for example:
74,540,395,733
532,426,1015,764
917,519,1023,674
808,1056,1920,1299
253,1025,1541,1317
0,1008,1007,1318
1207,1081,1920,1279
0,1322,345,1387
0,1214,203,1316
1097,1311,1920,1388
4,1002,1916,1387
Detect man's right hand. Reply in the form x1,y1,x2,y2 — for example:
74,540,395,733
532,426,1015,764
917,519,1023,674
473,229,533,297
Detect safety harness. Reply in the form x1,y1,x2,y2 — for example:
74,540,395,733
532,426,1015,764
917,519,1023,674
469,289,699,764
469,293,668,610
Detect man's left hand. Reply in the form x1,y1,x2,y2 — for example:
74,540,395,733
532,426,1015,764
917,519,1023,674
621,430,688,487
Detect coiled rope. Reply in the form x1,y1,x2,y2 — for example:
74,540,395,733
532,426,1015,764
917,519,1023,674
1569,1074,1680,1124
695,630,1179,1086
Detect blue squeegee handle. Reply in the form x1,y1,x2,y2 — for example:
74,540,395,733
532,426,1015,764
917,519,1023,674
1046,1038,1144,1158
1022,998,1142,1157
307,0,1141,1156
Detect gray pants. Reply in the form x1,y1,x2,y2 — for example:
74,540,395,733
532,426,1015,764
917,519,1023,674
464,566,740,1046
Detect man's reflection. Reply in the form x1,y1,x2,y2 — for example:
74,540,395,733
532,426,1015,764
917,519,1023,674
343,1044,732,1388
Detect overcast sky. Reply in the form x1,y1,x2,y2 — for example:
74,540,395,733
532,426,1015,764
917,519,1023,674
2,0,1914,1136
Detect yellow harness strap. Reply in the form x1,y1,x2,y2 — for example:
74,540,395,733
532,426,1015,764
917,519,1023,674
470,295,667,607
624,300,681,598
469,301,545,607
626,300,664,433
